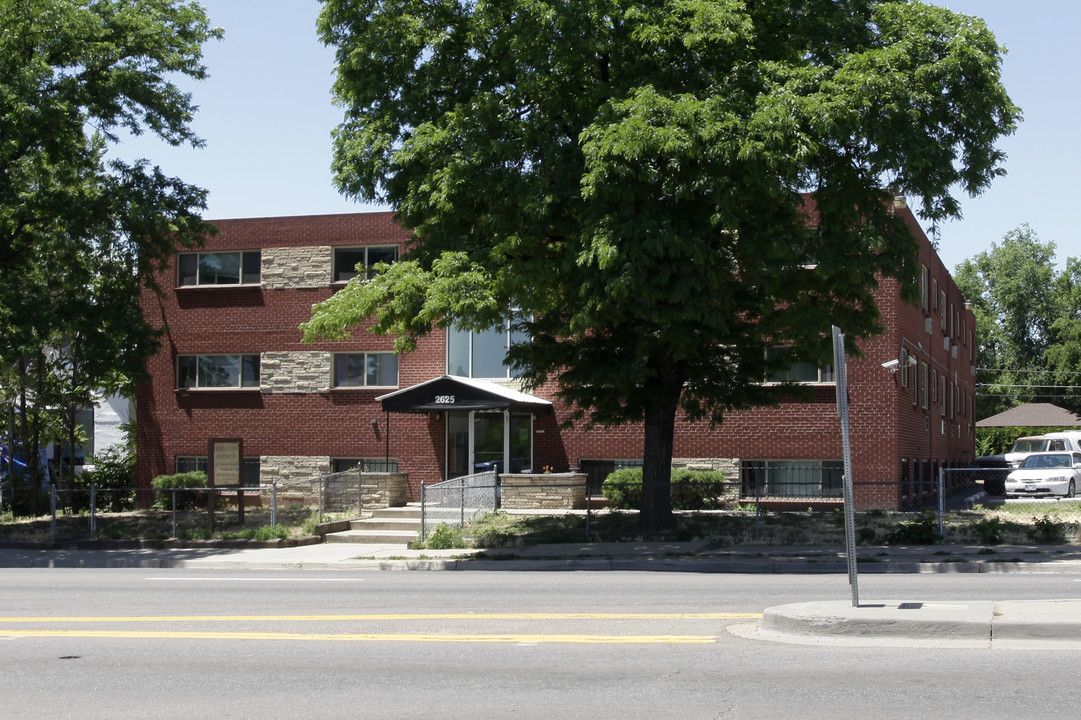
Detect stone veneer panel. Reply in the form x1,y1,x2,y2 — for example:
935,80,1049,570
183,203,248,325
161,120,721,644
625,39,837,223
359,473,408,508
261,246,332,289
671,458,741,503
672,457,740,478
261,351,331,394
260,455,332,486
501,473,588,510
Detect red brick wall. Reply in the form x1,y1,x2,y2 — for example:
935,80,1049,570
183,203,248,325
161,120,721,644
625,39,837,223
137,212,443,496
138,209,976,509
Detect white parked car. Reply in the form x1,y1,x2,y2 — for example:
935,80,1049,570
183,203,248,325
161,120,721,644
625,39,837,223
1004,432,1081,468
1004,452,1081,498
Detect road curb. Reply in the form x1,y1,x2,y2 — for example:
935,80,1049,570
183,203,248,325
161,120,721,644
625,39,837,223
749,600,996,648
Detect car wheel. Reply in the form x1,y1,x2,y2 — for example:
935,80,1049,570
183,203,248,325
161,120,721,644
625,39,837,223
1068,480,1076,499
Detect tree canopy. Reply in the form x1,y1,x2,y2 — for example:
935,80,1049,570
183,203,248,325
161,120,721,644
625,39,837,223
954,226,1081,419
308,0,1019,531
0,0,220,505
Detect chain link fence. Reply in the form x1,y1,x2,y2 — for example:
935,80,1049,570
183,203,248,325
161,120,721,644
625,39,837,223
9,465,1081,548
940,466,1081,545
420,466,1081,547
4,469,397,545
420,471,498,540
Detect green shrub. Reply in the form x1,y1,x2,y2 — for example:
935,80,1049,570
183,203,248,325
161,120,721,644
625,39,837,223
885,512,940,545
79,445,137,512
420,523,465,549
602,468,643,509
151,471,208,510
602,468,731,510
247,524,290,541
1028,515,1066,544
670,470,730,510
973,517,1003,545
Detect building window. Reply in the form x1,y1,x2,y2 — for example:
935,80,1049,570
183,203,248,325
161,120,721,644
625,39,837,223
447,318,528,379
741,460,843,498
177,354,260,389
331,457,399,473
178,251,260,286
333,352,398,388
175,456,260,486
921,362,929,410
920,265,929,311
333,246,399,282
764,348,835,384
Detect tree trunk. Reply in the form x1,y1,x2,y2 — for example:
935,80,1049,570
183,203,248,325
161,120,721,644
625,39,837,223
638,351,684,535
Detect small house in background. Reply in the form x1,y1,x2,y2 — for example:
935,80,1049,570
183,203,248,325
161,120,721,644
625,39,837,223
137,208,976,510
976,403,1081,429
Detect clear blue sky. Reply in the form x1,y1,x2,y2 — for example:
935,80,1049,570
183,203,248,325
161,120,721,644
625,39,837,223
114,0,1077,273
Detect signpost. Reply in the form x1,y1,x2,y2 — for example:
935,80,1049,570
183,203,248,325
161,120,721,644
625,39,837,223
832,326,859,608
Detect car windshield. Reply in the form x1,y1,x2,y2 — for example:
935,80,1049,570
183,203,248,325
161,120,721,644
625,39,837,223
1022,454,1070,469
1011,439,1050,454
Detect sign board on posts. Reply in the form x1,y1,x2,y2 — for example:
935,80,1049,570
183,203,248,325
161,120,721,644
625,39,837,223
207,438,244,526
208,438,243,487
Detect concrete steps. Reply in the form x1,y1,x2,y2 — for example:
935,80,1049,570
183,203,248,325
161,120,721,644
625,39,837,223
324,505,422,545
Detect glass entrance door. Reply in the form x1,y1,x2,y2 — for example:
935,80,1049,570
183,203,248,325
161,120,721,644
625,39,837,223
472,412,505,472
446,411,533,478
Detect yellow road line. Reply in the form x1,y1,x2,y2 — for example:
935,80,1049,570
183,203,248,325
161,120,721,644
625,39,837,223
1,629,719,644
0,612,761,623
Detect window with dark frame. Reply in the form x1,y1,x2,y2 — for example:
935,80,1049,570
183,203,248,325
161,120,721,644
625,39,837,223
177,354,260,389
740,460,844,498
333,246,399,282
178,251,261,286
331,458,400,473
764,347,835,385
333,352,398,388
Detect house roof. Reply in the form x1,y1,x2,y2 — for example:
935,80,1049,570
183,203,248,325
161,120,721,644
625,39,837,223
976,403,1081,428
377,375,552,414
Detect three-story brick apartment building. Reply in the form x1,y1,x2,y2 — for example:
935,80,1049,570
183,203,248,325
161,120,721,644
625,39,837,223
137,208,976,509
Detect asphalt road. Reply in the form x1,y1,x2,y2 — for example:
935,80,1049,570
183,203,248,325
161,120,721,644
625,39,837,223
4,570,1080,719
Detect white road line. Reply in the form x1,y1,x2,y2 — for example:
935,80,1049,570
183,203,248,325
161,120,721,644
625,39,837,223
145,577,366,582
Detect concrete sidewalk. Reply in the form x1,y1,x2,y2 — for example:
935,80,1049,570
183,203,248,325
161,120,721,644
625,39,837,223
4,539,1081,572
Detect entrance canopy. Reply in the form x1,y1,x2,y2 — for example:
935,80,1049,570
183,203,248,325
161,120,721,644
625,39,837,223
376,375,552,414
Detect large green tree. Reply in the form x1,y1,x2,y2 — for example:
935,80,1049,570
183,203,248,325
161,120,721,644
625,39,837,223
0,0,220,506
954,226,1081,419
307,0,1018,531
